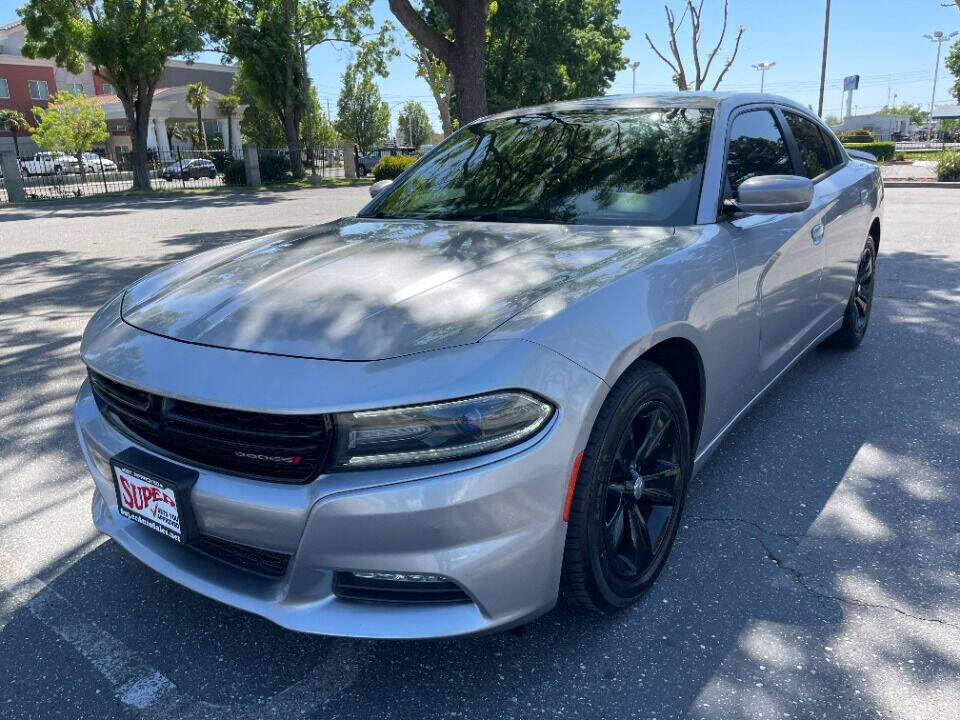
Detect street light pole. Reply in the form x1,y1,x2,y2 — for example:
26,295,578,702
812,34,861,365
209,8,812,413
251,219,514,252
630,61,641,94
924,31,958,120
817,0,831,116
752,61,775,93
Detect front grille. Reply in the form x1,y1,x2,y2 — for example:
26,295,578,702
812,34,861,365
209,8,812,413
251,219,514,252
333,572,471,604
193,533,291,578
89,371,334,482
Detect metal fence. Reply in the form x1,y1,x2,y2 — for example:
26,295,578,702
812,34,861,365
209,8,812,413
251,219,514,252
0,144,345,204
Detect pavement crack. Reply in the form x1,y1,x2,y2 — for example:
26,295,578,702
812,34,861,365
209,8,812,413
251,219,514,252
753,531,960,631
689,514,801,544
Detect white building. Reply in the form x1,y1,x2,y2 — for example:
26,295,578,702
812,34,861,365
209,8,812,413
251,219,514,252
830,113,911,140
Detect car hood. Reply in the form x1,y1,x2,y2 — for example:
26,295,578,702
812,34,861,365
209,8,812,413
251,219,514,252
120,217,685,361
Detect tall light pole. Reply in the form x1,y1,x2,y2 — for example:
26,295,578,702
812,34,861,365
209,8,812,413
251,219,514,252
924,31,958,120
752,61,775,93
630,61,641,94
817,0,831,116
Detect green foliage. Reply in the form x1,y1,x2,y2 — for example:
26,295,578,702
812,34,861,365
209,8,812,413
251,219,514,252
876,103,928,125
842,142,896,162
303,86,339,147
895,151,906,161
0,109,29,156
30,90,109,157
224,157,246,185
837,129,876,143
824,113,839,125
396,101,433,147
485,0,629,112
372,154,417,180
937,150,960,181
17,0,211,188
259,152,292,182
336,63,390,152
946,39,960,103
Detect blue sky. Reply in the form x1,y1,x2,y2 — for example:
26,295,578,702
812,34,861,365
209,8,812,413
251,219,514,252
4,0,960,132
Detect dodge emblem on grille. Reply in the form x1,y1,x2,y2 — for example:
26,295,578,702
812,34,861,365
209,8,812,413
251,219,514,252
234,451,303,465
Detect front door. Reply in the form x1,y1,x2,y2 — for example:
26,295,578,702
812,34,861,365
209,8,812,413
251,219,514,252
721,108,827,389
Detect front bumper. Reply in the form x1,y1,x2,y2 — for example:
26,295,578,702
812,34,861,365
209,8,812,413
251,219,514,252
75,331,606,638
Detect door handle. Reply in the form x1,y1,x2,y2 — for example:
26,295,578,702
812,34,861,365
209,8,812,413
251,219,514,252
860,188,869,205
811,223,824,245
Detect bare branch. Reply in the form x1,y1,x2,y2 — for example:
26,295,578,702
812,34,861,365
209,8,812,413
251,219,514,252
664,6,689,90
644,33,680,77
711,25,745,91
689,1,702,90
700,0,730,85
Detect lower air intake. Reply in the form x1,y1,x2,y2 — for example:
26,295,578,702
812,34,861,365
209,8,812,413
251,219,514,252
333,571,470,604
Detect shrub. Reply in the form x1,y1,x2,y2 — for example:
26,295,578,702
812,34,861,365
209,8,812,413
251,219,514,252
838,129,876,143
258,152,292,183
223,158,246,185
937,151,960,181
895,151,906,161
842,141,896,162
372,154,417,180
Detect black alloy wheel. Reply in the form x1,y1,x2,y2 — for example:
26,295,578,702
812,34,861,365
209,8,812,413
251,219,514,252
562,361,691,611
831,236,877,349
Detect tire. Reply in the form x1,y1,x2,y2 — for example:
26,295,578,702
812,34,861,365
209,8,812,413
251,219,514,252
561,361,691,612
830,236,876,349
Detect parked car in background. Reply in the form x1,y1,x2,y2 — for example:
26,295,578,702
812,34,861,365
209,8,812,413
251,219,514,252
75,93,882,639
82,153,118,173
161,158,217,181
21,152,82,176
356,146,417,176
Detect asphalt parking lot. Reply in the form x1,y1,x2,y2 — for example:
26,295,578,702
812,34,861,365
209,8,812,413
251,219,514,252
0,186,958,720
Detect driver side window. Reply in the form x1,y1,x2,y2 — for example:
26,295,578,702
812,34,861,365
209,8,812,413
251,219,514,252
724,110,793,197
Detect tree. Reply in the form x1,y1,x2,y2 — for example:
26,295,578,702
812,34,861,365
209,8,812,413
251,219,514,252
877,103,929,125
485,0,629,113
644,0,745,91
407,39,454,135
824,113,839,125
388,0,490,125
336,63,390,153
186,82,209,151
30,90,108,182
0,109,29,157
947,39,960,104
211,0,393,179
217,94,241,153
397,101,433,147
18,0,209,190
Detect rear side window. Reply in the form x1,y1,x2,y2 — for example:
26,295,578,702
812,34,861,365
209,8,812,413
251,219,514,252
784,112,837,179
724,110,792,195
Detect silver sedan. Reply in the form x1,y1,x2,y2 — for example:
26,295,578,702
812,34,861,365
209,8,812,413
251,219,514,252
75,93,882,638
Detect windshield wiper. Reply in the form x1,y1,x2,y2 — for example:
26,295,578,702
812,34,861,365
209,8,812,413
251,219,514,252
437,211,569,225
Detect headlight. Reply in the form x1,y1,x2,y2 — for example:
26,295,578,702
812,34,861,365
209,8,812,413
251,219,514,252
330,391,554,470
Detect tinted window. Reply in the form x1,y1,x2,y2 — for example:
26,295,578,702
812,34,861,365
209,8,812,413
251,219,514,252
366,108,714,226
785,112,836,179
725,110,792,195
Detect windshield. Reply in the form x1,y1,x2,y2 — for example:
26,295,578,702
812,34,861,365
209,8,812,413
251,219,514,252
364,108,713,226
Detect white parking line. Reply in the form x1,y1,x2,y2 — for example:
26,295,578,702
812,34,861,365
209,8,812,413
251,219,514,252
2,549,364,719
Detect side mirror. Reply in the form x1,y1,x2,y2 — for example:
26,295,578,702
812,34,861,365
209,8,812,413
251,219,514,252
369,179,393,198
734,175,813,214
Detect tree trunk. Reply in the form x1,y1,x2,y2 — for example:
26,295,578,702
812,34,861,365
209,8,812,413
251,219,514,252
196,107,207,151
11,132,20,158
226,113,233,155
76,152,87,184
124,92,153,191
282,0,304,178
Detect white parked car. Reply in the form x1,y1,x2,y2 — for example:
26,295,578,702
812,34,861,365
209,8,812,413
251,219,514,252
82,153,118,173
21,152,82,176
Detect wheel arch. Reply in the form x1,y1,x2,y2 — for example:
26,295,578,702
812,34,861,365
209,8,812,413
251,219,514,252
869,217,881,253
610,337,706,453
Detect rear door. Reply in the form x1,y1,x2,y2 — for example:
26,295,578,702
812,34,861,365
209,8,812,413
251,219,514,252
721,107,828,387
781,110,862,317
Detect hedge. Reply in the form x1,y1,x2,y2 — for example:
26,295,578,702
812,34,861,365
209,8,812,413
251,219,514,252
842,142,896,162
372,154,417,180
223,158,246,185
937,151,960,181
838,129,876,143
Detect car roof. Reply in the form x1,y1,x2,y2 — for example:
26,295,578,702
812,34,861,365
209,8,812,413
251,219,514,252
479,92,811,122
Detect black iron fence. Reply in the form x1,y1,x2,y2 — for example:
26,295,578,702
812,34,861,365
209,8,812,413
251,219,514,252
0,144,345,203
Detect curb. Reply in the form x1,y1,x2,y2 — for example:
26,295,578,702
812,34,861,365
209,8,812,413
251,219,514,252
884,181,960,188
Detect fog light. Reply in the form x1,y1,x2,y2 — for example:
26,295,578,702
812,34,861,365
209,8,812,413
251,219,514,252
89,444,113,480
352,571,447,583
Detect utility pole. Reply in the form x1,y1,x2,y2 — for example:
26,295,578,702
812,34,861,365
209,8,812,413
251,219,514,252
752,61,775,93
817,0,831,116
924,31,958,120
630,61,641,94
